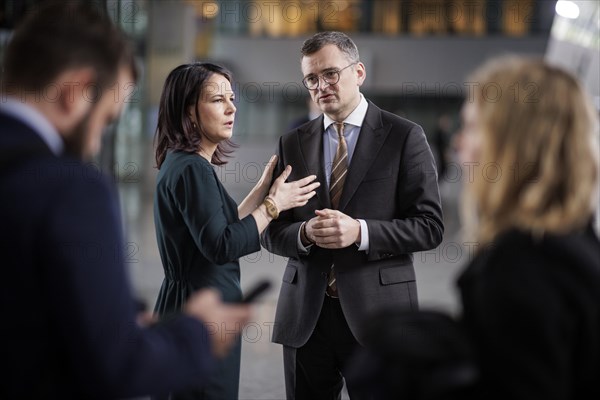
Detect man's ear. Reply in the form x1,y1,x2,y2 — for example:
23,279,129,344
356,62,366,87
54,67,96,123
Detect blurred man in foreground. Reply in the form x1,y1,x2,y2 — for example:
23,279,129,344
0,2,249,398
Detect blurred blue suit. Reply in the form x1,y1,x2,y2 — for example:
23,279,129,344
0,110,215,399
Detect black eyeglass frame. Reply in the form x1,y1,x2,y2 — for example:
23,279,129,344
302,62,358,90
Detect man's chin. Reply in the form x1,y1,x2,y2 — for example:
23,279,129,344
318,99,337,111
320,104,340,116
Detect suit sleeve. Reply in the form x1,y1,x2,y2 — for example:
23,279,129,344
365,124,444,261
43,172,215,398
174,162,261,265
261,136,305,259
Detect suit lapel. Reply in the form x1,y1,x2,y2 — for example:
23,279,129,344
338,102,391,211
298,116,331,209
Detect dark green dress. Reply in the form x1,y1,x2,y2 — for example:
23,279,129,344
153,151,260,399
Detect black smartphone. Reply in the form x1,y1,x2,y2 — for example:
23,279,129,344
242,280,272,303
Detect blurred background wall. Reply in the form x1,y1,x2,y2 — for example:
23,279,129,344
0,0,562,170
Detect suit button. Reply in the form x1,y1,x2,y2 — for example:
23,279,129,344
320,272,327,277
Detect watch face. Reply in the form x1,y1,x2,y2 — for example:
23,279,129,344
264,199,277,218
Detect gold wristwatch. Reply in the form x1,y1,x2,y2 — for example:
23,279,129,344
262,196,279,219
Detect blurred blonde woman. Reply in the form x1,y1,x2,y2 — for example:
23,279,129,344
457,57,600,399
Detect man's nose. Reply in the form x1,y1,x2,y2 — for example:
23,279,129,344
318,76,332,91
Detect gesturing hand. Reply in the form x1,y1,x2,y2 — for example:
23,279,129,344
310,209,361,249
268,165,320,212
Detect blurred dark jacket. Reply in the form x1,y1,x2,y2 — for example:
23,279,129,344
346,310,478,400
347,223,600,400
458,224,600,400
0,111,215,399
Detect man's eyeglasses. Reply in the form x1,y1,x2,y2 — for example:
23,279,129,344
302,62,358,90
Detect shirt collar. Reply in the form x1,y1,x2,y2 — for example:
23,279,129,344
0,97,64,156
323,93,369,133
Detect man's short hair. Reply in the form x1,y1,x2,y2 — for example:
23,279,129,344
301,31,360,63
2,1,137,96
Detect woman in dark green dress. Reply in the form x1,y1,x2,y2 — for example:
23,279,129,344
153,62,320,400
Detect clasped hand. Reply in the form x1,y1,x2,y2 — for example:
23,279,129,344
305,209,361,249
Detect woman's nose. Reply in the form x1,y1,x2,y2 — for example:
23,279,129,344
227,101,236,114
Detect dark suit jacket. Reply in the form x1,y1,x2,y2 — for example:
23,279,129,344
458,224,600,400
261,101,444,347
0,112,214,399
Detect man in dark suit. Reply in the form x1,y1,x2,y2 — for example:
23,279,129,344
0,3,250,398
262,32,444,399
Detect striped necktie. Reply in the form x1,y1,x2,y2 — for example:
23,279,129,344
327,122,347,298
329,122,347,209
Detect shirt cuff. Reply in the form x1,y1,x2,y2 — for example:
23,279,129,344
356,219,369,252
297,222,313,254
